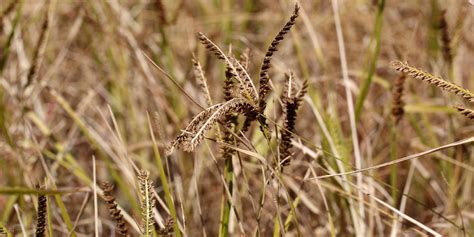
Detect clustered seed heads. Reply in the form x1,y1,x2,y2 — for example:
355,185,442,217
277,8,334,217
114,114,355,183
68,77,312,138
101,181,129,236
258,4,300,113
168,4,300,155
170,98,255,152
279,73,308,166
439,10,452,66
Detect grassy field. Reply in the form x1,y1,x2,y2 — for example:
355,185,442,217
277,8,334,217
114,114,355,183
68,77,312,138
0,0,473,236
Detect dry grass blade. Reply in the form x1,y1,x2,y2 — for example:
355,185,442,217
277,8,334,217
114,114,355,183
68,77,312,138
456,106,474,120
138,170,156,237
315,136,474,179
142,52,205,110
197,32,227,61
258,4,300,112
391,60,474,102
35,192,47,237
100,182,129,236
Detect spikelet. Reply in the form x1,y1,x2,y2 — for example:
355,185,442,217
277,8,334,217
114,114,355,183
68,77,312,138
138,170,156,237
223,66,235,102
170,98,255,152
279,73,307,166
258,4,300,113
390,61,474,102
192,55,213,106
456,106,474,120
197,32,227,61
240,48,250,71
168,103,225,154
35,192,47,237
156,217,174,236
198,33,258,102
439,11,452,66
221,68,238,159
101,182,129,236
230,56,258,102
391,74,407,125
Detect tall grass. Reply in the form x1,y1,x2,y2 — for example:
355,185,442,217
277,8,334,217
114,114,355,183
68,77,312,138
0,1,473,236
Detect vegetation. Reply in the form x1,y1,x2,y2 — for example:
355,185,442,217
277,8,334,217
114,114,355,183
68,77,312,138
0,0,473,236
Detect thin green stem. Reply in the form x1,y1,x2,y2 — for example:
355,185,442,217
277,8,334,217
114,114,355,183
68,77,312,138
148,115,182,237
355,0,385,119
219,157,234,237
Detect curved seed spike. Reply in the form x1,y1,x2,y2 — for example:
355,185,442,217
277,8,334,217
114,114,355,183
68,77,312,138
36,193,47,237
229,56,258,101
456,106,474,120
100,182,129,236
198,33,258,103
192,54,213,106
258,4,300,112
279,73,307,167
391,60,474,102
197,32,227,60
